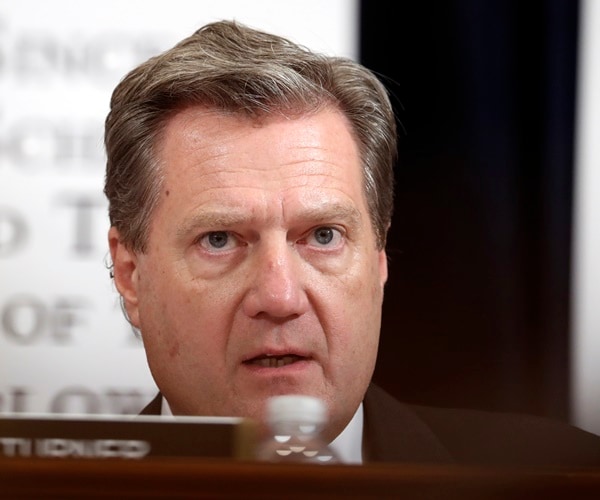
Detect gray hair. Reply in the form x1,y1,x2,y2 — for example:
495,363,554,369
104,20,396,252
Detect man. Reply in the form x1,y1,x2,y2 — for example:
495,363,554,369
105,20,600,465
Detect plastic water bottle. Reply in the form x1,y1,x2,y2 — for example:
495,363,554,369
256,394,340,464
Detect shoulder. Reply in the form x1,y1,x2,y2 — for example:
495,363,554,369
364,384,600,466
412,402,600,466
138,393,163,415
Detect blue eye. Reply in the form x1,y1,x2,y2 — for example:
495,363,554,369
314,227,335,245
206,231,229,248
198,231,238,252
307,226,343,248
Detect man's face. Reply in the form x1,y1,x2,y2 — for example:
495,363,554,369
109,106,388,440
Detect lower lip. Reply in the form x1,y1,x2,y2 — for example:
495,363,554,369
242,358,313,375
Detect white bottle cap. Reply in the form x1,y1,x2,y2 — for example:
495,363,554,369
267,395,327,425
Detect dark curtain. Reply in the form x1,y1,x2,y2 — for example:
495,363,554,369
360,1,579,422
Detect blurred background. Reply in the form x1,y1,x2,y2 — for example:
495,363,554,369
0,0,598,435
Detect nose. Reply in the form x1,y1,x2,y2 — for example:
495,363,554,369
242,238,310,319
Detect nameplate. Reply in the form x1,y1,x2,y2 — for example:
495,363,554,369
0,413,257,460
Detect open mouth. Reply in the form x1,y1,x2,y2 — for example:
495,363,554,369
244,354,305,368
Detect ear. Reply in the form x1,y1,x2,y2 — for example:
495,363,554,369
108,226,141,328
378,249,388,288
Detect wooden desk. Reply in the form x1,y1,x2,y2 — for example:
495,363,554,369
2,457,600,499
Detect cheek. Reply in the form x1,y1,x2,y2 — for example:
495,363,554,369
138,287,231,399
326,257,383,357
136,263,241,354
334,254,384,317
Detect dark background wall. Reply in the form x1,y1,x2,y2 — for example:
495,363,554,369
360,0,580,422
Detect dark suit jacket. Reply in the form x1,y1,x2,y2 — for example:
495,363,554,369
140,384,600,466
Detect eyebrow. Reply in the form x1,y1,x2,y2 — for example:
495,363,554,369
176,210,249,239
296,203,362,228
176,202,363,238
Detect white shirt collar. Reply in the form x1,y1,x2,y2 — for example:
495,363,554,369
160,397,364,464
329,402,364,464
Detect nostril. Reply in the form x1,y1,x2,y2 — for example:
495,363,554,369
242,285,309,319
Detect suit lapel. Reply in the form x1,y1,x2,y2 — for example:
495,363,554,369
140,392,163,415
363,384,454,463
140,385,453,464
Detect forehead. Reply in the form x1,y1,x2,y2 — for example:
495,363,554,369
155,106,369,226
161,105,358,153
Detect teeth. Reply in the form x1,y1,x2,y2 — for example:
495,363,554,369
254,355,300,368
